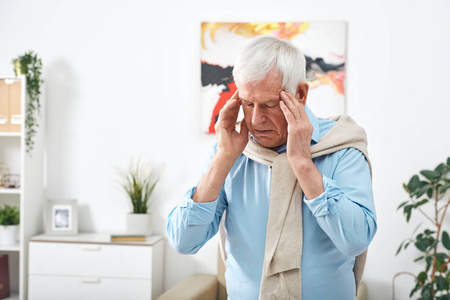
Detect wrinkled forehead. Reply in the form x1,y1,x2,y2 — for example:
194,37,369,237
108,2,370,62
237,80,283,104
235,69,282,92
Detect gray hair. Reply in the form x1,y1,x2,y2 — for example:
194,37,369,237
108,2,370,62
232,35,306,94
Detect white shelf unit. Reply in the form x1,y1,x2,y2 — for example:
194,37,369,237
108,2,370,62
0,75,46,300
0,188,21,194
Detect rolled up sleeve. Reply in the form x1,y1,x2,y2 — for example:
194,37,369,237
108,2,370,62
167,186,226,255
304,148,377,257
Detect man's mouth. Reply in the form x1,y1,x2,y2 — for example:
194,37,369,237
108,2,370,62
254,129,272,135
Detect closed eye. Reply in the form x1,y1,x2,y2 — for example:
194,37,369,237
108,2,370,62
265,104,278,108
241,100,254,107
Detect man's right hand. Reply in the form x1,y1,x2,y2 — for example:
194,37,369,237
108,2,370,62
193,91,249,203
215,90,249,162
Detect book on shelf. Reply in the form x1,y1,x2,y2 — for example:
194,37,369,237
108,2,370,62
0,254,10,300
110,235,146,242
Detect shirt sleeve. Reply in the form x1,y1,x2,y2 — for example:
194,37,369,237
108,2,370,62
303,147,377,257
166,145,227,255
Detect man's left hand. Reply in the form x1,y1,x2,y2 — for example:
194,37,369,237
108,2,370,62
279,90,313,164
279,90,325,199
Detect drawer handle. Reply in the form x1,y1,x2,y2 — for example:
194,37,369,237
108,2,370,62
11,114,22,125
82,246,101,251
81,277,100,284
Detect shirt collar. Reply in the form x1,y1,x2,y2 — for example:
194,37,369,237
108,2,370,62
305,104,320,144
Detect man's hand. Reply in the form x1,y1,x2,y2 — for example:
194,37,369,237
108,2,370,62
193,91,249,203
215,91,249,162
279,90,325,200
279,90,313,164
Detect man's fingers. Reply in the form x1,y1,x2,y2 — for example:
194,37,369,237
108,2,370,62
281,91,303,109
217,92,242,129
280,101,296,124
280,91,306,120
240,119,249,135
230,90,239,101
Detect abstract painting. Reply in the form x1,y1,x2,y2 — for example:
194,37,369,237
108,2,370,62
201,22,347,133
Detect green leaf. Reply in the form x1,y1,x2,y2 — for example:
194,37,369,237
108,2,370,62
403,183,411,194
415,238,429,252
421,283,432,300
397,200,409,210
429,240,439,250
415,182,431,198
435,163,447,175
435,253,447,270
426,256,432,271
436,276,449,291
414,199,428,208
407,175,421,193
404,205,413,222
405,205,413,215
427,187,433,198
421,170,440,181
396,241,404,255
424,229,435,236
418,271,427,284
443,231,450,250
447,157,450,166
410,282,420,297
441,182,450,194
414,255,424,262
410,282,421,297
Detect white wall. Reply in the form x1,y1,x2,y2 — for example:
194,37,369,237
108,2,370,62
1,0,449,299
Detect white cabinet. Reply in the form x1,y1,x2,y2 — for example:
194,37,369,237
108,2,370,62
0,76,46,300
28,234,164,300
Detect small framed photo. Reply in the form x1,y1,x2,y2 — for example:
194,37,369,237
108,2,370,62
45,199,78,235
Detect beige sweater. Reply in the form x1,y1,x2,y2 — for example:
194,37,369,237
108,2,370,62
241,115,372,300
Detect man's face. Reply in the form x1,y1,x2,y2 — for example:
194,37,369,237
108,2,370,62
237,71,288,149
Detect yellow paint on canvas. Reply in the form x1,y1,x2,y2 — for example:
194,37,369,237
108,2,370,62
201,22,310,50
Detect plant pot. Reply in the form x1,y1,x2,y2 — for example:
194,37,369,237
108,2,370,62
0,225,19,245
126,213,152,236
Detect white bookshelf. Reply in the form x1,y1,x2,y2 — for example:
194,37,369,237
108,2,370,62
0,75,46,300
0,188,21,195
0,243,20,252
0,133,21,137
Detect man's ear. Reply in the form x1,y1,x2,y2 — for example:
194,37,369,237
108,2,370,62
295,82,309,105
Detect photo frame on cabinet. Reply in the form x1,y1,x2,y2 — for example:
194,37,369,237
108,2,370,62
44,199,78,235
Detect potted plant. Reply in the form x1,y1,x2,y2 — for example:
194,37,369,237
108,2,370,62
117,159,159,236
12,51,43,155
0,205,20,245
394,157,450,299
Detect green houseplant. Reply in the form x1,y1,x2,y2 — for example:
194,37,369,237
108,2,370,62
0,205,20,245
118,159,159,236
12,51,44,155
394,158,450,299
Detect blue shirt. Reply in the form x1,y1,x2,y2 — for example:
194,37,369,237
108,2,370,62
167,106,377,300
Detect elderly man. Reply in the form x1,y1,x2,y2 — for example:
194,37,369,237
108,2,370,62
167,36,377,300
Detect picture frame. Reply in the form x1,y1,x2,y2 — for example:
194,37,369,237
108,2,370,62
44,199,78,235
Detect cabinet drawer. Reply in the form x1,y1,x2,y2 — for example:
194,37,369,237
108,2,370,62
29,275,152,300
29,242,153,279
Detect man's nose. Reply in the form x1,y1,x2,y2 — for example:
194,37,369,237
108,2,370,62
251,106,266,126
